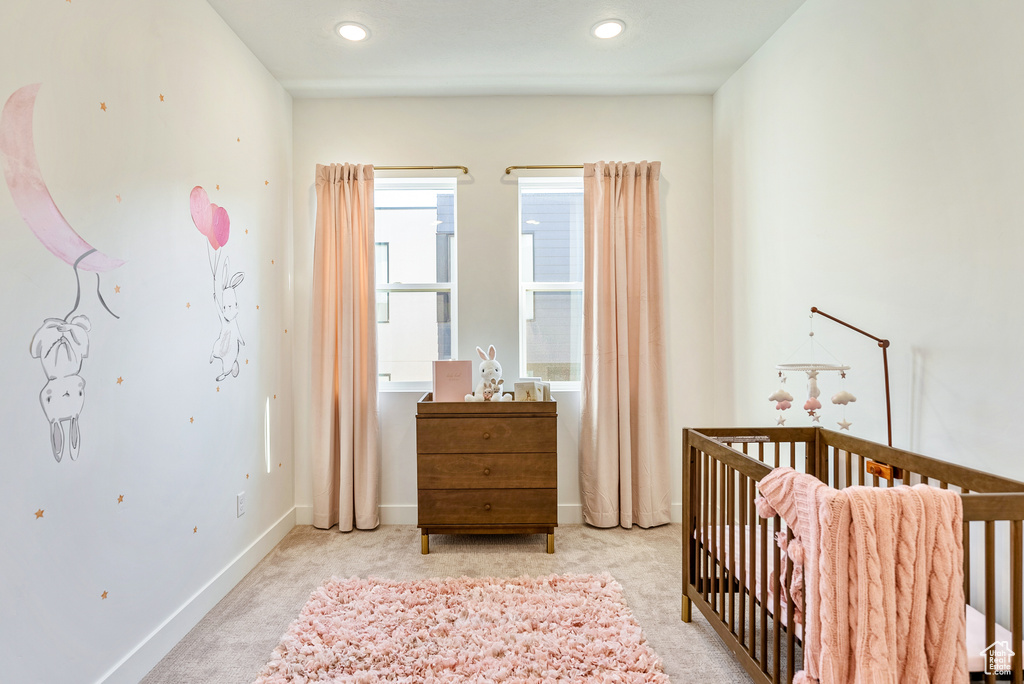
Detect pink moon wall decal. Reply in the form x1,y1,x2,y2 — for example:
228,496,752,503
0,84,124,272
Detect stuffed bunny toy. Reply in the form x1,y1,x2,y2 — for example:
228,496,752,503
465,345,511,401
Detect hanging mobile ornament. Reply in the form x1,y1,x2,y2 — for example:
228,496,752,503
831,369,857,431
768,369,794,425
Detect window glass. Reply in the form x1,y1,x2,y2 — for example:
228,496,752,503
518,178,584,384
375,179,456,386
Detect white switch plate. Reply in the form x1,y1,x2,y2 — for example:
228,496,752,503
237,492,245,518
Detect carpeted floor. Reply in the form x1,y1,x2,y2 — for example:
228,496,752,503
142,524,753,683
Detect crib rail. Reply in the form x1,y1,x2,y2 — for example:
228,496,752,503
682,427,1024,684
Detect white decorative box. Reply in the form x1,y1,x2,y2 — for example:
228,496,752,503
514,381,544,402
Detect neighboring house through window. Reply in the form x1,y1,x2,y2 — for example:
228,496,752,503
518,177,584,385
374,178,456,388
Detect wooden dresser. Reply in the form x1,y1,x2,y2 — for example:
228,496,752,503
416,393,557,554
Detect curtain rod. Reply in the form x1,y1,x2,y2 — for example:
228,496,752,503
375,165,469,174
505,165,584,175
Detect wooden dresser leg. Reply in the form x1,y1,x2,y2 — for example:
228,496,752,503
681,594,692,622
546,532,554,554
421,532,429,555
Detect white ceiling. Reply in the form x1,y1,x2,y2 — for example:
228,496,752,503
205,0,808,98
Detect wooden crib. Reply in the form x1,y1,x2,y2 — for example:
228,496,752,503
681,426,1024,683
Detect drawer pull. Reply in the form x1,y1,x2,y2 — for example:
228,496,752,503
483,503,491,511
482,432,491,440
483,468,491,476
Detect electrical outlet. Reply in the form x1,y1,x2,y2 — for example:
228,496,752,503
237,492,246,518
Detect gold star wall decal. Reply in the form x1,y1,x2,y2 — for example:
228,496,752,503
245,229,248,234
114,285,121,293
255,304,259,310
101,591,108,600
116,376,124,385
100,102,107,111
193,526,198,533
186,302,191,309
246,473,249,479
35,509,44,519
265,180,269,185
117,495,124,504
237,137,240,142
245,359,249,365
271,259,274,265
216,184,220,190
189,417,194,424
278,463,282,468
216,386,220,392
115,194,122,203
273,394,277,399
159,94,165,102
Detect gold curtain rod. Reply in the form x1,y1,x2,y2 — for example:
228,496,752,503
375,165,469,174
505,165,584,175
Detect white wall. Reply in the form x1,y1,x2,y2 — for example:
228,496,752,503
714,0,1024,475
713,0,1024,623
0,1,294,681
292,96,714,525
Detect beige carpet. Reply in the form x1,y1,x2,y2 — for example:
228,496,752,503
142,524,753,683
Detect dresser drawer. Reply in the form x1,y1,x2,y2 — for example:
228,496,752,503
418,489,556,526
417,416,555,453
418,452,555,489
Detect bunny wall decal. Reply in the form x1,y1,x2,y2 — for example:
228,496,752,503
190,186,245,382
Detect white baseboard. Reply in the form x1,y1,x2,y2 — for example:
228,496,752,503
294,502,682,528
98,507,296,684
380,504,417,524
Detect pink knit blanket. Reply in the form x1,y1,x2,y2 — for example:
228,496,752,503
756,467,967,684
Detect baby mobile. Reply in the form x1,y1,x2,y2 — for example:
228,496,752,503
770,309,858,431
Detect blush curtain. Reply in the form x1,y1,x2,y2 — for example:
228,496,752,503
311,163,380,531
579,161,671,529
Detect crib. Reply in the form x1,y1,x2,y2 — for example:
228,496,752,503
681,426,1024,683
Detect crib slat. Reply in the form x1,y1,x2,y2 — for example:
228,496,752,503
844,449,852,489
1012,520,1023,684
963,495,971,606
986,520,996,684
727,466,735,632
712,454,719,610
760,512,769,674
703,451,711,603
720,464,727,620
695,450,704,604
858,453,865,485
738,475,747,644
785,526,796,684
748,482,757,660
773,516,782,684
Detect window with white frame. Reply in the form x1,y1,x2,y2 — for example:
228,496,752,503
518,177,584,385
375,178,456,388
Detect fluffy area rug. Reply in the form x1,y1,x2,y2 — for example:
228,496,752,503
254,573,668,683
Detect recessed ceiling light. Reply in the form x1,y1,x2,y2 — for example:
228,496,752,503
337,23,368,41
592,20,624,39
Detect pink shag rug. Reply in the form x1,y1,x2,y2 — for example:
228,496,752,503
254,573,668,683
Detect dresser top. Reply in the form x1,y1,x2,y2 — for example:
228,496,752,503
418,392,557,416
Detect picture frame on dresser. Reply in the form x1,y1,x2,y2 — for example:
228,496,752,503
415,392,557,554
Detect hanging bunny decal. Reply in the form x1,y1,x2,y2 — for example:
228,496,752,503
26,249,120,462
190,186,245,382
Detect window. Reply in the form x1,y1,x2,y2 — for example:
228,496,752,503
375,179,457,388
375,242,389,323
518,178,584,385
